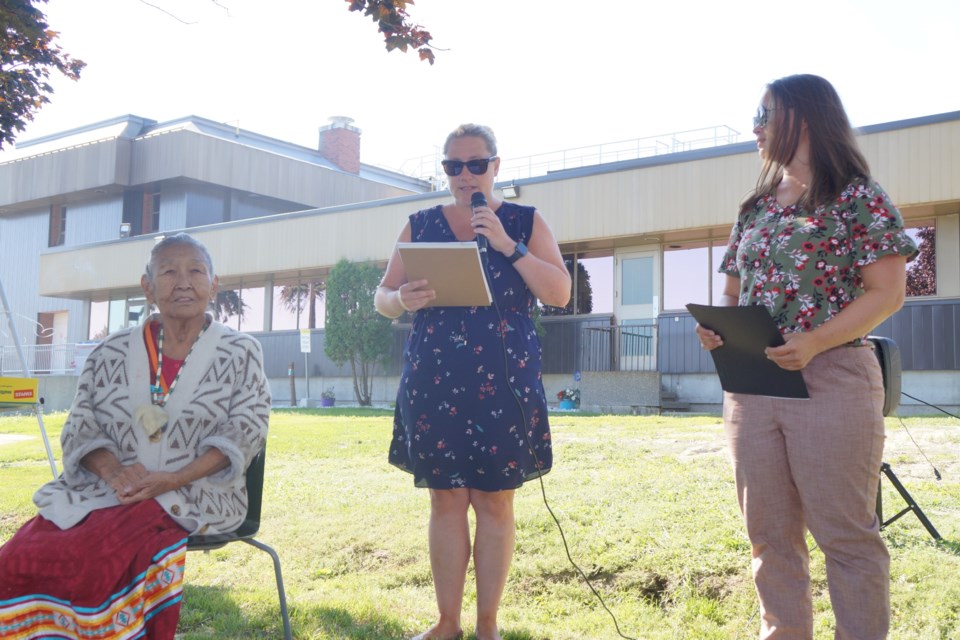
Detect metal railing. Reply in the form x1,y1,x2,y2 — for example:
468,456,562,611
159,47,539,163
397,125,743,186
1,344,84,376
579,323,658,373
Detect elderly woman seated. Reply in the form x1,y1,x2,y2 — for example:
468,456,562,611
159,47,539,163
0,233,271,639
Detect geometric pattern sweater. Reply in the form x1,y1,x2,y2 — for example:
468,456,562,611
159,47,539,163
33,314,271,535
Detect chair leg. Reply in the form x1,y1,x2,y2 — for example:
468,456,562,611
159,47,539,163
242,538,292,640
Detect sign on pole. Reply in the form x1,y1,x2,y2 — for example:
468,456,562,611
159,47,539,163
300,329,311,402
300,329,311,353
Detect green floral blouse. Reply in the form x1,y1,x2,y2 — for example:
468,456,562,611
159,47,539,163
720,180,918,340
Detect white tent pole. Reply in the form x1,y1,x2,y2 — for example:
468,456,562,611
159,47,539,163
0,277,59,479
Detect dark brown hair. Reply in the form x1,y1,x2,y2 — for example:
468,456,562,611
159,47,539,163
741,74,871,213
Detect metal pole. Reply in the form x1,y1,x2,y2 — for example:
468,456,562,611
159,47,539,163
304,352,310,403
288,361,296,407
0,277,58,479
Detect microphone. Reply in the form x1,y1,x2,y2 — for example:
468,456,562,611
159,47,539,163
471,191,488,253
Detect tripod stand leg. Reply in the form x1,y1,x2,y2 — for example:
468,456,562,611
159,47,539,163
878,463,941,540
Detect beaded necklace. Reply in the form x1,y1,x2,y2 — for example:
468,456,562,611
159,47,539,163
149,321,208,406
136,319,209,440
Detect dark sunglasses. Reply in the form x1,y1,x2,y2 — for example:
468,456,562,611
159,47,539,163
753,105,776,129
441,156,498,177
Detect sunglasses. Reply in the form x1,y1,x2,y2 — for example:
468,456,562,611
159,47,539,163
441,156,498,177
753,105,776,129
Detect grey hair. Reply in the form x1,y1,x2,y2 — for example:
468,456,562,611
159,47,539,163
143,233,215,282
443,123,498,157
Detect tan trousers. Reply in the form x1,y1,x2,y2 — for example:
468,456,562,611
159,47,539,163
723,345,890,640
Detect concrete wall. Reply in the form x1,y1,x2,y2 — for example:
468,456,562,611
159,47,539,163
578,371,661,414
34,376,80,413
24,370,957,418
665,371,959,417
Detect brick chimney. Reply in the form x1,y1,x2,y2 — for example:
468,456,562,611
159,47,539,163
318,116,361,174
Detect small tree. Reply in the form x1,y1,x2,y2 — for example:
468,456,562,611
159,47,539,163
0,0,86,149
279,281,325,329
541,259,593,316
212,290,249,325
324,259,393,406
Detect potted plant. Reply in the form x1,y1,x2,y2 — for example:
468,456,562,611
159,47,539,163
556,387,580,410
320,388,336,408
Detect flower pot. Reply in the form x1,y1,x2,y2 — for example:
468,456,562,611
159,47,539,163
320,397,335,407
559,399,575,410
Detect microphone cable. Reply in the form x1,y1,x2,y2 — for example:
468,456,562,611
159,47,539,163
892,391,959,482
479,242,639,640
901,391,960,421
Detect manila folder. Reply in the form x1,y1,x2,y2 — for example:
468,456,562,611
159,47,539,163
398,242,493,307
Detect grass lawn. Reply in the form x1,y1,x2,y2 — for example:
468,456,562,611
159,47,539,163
1,408,958,639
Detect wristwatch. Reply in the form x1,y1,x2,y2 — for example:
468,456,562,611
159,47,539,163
507,241,528,264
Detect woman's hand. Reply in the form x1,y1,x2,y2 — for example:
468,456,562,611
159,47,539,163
470,204,513,254
765,332,823,371
695,276,739,351
695,323,723,351
113,467,179,504
106,462,171,504
396,279,436,314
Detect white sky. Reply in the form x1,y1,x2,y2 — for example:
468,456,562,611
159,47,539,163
9,0,960,172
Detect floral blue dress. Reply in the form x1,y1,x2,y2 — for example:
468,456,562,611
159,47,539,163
388,202,552,490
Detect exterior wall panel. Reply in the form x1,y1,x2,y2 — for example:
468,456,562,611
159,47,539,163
128,131,411,209
0,210,85,349
160,184,188,231
67,198,123,246
0,139,130,207
860,120,960,206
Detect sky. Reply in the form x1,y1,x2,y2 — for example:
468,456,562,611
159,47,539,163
8,0,960,174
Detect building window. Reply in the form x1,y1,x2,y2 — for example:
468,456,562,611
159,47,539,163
662,242,731,310
905,223,936,297
142,189,161,233
621,256,653,306
663,244,709,310
49,205,67,247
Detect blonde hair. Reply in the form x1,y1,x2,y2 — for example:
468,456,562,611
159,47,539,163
443,124,498,157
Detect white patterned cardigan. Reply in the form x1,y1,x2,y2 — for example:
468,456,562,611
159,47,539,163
33,315,271,535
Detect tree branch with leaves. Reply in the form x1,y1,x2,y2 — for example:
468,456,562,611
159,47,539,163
0,0,85,149
346,0,436,64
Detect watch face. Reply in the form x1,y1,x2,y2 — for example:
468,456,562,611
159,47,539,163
509,242,527,263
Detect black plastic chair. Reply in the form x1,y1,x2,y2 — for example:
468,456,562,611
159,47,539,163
187,447,292,639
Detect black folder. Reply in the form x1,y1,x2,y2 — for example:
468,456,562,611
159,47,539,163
686,303,809,399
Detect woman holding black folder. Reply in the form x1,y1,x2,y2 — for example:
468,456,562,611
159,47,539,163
696,75,917,639
375,123,570,640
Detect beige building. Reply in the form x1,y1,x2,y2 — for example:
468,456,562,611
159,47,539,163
2,111,958,413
